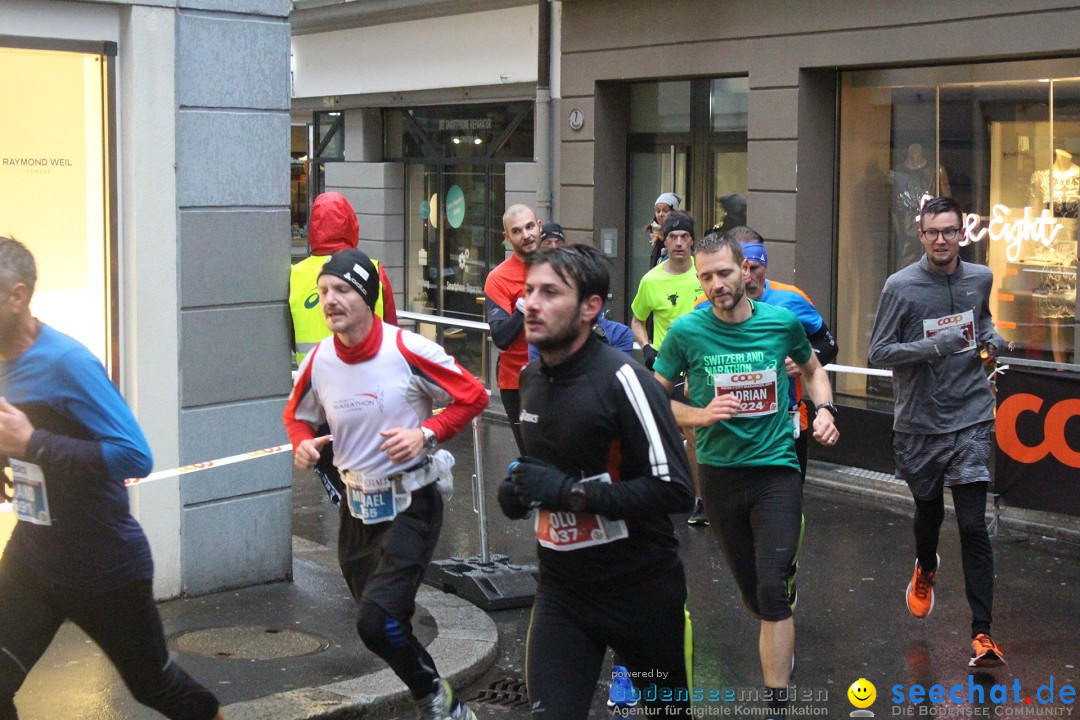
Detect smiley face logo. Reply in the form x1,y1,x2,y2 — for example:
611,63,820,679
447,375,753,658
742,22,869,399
847,678,876,709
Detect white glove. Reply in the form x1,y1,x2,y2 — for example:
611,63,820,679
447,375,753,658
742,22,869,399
515,297,526,314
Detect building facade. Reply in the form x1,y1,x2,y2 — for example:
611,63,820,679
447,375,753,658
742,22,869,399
289,1,1080,474
556,0,1080,470
1,0,294,598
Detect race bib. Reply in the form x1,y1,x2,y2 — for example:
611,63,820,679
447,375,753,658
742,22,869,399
534,473,628,551
9,459,51,526
343,471,411,524
714,369,779,417
923,309,977,353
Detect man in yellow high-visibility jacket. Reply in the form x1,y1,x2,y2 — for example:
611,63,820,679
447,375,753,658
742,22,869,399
290,191,397,365
289,191,398,508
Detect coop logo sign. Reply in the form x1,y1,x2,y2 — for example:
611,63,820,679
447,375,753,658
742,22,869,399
729,373,765,382
996,394,1080,469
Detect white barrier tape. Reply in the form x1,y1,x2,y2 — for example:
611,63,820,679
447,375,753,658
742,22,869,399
823,363,893,378
5,364,896,514
1,443,294,514
123,444,293,486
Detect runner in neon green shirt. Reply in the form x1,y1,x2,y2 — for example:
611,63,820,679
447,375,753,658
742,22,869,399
630,211,702,365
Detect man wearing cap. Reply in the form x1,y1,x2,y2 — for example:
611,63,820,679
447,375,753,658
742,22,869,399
533,221,633,360
290,191,397,366
284,249,488,720
695,226,839,481
650,193,682,267
289,191,399,513
485,203,541,454
631,210,702,369
632,211,706,524
539,220,565,250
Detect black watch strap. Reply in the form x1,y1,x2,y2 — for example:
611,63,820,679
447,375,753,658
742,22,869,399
816,402,839,417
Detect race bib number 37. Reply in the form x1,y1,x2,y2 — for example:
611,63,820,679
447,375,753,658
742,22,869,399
923,309,977,353
714,369,779,417
534,473,628,551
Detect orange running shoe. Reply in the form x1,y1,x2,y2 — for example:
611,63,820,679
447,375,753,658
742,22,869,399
905,555,938,618
970,633,1006,668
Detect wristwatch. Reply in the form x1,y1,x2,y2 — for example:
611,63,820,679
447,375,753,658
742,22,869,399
566,482,589,513
816,402,839,418
421,426,438,450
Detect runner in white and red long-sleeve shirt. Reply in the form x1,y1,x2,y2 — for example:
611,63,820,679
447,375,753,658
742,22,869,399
283,249,487,720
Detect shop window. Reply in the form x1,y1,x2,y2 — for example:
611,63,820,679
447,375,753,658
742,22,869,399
0,43,115,374
837,62,1080,402
385,102,534,162
307,110,343,211
290,124,310,250
387,102,533,384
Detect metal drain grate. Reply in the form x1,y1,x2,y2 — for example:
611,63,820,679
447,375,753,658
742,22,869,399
465,676,529,708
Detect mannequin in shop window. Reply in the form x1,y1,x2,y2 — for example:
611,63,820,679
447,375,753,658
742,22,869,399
1028,148,1078,363
890,143,952,269
1030,148,1080,218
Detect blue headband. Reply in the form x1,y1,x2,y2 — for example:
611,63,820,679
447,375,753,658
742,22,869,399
742,243,768,268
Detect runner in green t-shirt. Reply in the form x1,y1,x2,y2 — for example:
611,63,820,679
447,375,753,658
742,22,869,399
653,228,840,717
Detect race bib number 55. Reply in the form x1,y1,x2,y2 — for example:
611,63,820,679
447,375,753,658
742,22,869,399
714,369,779,417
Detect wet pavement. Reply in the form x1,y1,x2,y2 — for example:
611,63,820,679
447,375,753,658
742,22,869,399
11,409,1080,718
297,413,1080,718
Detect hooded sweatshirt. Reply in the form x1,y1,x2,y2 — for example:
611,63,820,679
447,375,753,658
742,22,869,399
290,193,397,362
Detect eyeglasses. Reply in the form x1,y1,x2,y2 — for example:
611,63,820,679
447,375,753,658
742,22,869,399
920,227,962,241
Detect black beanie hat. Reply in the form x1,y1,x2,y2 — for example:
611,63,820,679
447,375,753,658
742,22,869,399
319,249,380,310
662,210,695,240
540,221,565,241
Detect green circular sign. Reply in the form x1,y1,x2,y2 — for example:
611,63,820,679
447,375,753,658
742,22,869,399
446,185,465,229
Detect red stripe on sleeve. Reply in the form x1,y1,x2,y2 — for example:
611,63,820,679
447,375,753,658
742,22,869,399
395,331,488,442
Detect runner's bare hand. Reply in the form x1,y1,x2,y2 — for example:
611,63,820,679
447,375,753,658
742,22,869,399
0,397,34,456
812,412,839,446
294,435,331,470
784,356,799,377
698,393,742,426
379,428,424,466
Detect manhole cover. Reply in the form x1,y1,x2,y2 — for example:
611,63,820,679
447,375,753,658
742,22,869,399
168,626,330,660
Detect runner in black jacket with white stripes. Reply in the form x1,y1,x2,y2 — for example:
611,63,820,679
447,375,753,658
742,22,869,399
498,244,695,719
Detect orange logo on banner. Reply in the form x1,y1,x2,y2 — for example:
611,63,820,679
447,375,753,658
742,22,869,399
996,393,1080,468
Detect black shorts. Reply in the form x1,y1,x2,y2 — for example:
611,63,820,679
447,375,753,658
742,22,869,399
699,465,803,621
337,483,443,619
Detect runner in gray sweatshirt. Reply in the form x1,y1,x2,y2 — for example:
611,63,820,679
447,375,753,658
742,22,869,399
868,195,1007,669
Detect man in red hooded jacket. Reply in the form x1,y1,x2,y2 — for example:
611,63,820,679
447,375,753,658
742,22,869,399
290,191,397,366
289,192,399,594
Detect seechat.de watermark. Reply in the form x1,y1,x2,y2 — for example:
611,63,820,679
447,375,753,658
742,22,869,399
890,677,1075,716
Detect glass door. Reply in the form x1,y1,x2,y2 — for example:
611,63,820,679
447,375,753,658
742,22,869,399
628,145,688,291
